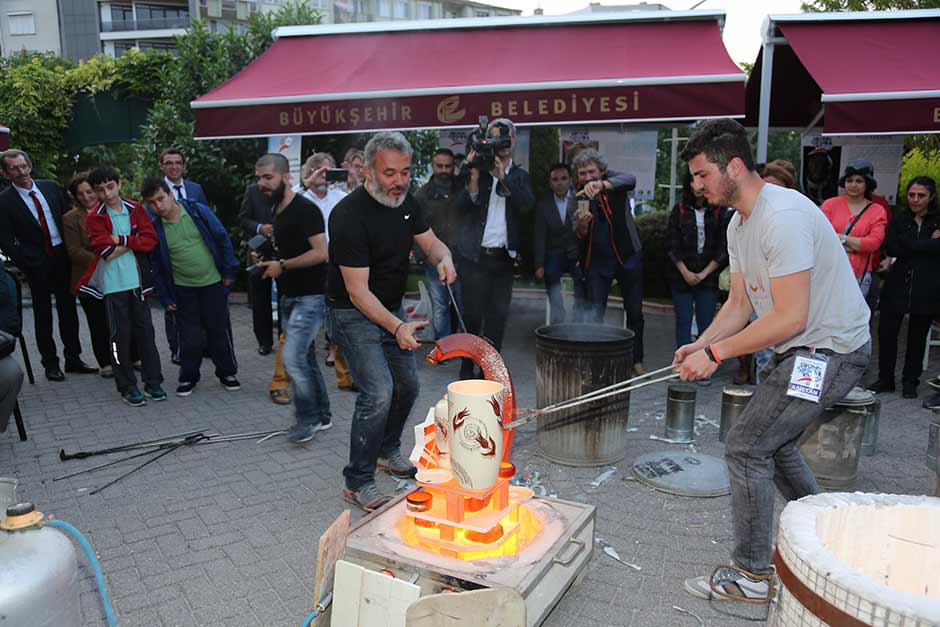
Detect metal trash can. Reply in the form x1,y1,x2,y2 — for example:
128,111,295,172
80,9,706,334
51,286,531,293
720,387,753,443
860,399,881,457
928,409,940,497
799,387,872,490
665,384,696,443
535,324,634,467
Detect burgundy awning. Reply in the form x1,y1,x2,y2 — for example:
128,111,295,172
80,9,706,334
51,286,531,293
192,12,745,139
0,125,9,151
746,11,940,135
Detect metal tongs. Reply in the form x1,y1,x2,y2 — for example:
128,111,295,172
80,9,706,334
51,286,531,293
503,364,679,430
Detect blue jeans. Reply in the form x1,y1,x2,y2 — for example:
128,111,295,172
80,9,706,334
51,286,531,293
327,306,420,490
282,295,331,427
671,284,718,348
585,254,645,363
424,265,462,339
725,341,870,575
544,252,586,324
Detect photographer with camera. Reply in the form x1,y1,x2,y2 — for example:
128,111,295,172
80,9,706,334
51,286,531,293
455,117,534,380
252,153,333,444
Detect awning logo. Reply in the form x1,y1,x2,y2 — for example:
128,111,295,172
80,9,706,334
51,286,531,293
437,96,466,124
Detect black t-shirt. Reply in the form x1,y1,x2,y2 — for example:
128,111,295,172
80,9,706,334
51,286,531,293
327,187,429,311
273,194,326,297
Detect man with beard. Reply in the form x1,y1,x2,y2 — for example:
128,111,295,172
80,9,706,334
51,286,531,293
414,148,463,339
674,119,870,603
252,153,332,443
327,132,456,512
455,118,534,379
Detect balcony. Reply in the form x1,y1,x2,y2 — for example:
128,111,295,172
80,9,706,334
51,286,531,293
100,16,191,32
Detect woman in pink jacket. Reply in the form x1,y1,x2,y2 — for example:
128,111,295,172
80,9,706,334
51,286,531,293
821,160,887,297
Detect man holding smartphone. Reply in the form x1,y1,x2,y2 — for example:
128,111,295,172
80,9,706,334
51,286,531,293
253,153,333,444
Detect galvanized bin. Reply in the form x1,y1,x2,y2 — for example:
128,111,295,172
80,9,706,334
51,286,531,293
719,387,753,443
799,403,866,490
535,324,634,467
665,384,696,443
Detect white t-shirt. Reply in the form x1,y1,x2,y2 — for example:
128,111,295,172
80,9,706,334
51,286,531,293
299,187,347,243
726,183,870,355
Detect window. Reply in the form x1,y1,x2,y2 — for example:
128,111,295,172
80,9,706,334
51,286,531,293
475,10,490,17
139,40,178,54
7,12,35,35
416,2,432,18
136,3,188,28
113,42,136,57
393,0,408,18
377,0,390,16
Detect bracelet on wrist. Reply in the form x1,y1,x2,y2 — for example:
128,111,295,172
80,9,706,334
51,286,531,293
704,344,722,365
394,321,405,337
278,259,287,273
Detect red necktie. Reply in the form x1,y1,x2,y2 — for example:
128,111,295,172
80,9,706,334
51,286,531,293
29,191,54,255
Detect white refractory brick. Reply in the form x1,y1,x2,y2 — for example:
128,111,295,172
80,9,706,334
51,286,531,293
770,493,940,627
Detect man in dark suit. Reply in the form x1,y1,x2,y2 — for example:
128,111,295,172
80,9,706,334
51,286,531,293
159,148,209,206
534,163,585,324
0,149,96,380
238,182,276,355
455,118,534,379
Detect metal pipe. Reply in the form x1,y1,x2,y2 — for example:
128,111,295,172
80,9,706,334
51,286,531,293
58,428,210,461
756,38,776,163
89,434,207,495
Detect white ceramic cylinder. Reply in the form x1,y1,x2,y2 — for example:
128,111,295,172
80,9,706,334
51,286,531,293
447,380,504,490
770,493,940,626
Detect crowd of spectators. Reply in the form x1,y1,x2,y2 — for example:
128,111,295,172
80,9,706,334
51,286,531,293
0,120,938,481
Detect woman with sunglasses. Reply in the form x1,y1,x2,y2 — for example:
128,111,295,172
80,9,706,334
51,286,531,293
868,176,940,400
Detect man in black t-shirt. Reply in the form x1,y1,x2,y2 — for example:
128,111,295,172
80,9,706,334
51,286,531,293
327,131,457,512
252,153,332,444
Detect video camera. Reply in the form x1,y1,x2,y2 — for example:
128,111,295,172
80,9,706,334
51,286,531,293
465,116,512,172
246,233,277,277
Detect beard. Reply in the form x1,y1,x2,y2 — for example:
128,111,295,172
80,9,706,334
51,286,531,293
715,173,740,206
365,179,407,208
432,172,453,188
261,180,287,205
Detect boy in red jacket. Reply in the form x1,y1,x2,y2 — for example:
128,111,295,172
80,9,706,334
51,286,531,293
81,165,165,406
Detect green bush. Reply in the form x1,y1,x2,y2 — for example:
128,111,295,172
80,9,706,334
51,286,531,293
636,209,671,299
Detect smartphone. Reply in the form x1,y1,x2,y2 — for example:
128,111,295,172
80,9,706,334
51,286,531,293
325,168,349,183
576,199,591,219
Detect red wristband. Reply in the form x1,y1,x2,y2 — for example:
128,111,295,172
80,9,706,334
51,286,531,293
705,344,722,365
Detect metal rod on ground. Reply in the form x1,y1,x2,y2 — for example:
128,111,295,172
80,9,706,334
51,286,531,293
89,434,207,495
504,373,679,430
53,444,189,481
58,428,210,461
446,282,467,334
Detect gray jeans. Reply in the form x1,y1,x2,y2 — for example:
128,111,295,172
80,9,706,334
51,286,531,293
725,340,871,575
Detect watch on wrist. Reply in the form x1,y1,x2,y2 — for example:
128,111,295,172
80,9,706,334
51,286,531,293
278,259,287,273
704,344,721,365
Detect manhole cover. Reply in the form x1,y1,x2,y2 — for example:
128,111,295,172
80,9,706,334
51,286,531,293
632,452,730,497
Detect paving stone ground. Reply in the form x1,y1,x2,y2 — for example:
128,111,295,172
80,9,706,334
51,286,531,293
1,292,936,627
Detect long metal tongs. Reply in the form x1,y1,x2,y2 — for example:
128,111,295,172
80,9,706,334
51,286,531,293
503,364,679,430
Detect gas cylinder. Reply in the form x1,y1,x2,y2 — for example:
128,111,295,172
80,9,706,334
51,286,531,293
0,502,82,627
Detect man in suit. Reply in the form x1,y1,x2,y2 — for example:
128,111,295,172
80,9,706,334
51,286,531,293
455,118,534,380
0,149,97,380
534,163,584,324
159,148,209,206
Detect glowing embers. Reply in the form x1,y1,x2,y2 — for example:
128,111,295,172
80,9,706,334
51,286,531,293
397,479,544,561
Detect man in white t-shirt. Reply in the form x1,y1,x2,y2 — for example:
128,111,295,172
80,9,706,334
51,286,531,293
674,119,871,603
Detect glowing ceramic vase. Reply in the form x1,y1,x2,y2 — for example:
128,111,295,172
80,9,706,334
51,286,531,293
447,380,505,490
